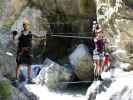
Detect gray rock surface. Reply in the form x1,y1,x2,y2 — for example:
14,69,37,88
34,58,73,90
96,0,133,53
0,73,30,100
69,44,93,81
86,49,133,100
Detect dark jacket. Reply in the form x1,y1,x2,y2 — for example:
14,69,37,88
18,30,32,52
95,39,105,53
16,30,32,65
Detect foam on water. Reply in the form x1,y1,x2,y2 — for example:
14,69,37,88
25,84,85,100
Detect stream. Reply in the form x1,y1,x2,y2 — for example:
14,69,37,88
17,64,89,100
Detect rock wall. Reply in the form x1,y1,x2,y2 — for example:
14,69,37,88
96,0,133,54
0,0,96,33
30,0,96,16
0,0,28,32
1,0,133,78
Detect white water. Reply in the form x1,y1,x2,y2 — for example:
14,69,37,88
22,49,133,100
96,69,133,100
26,84,85,100
86,49,133,100
20,65,86,100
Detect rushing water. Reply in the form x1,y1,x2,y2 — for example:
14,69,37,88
19,65,90,100
26,83,88,100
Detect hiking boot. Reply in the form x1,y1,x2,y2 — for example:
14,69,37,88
98,75,103,81
27,78,35,84
12,79,19,87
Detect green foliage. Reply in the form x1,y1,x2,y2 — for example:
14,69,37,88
0,81,12,100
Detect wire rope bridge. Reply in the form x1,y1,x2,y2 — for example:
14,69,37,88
29,18,96,83
40,20,133,84
11,16,133,84
33,17,96,49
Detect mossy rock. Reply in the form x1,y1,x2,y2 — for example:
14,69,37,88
0,81,12,100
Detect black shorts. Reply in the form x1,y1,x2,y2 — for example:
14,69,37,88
16,54,32,65
16,47,32,65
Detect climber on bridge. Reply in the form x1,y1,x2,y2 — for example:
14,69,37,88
93,24,110,80
13,18,33,83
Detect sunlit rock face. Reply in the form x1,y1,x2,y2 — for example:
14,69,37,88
0,0,28,32
69,44,93,81
96,0,133,54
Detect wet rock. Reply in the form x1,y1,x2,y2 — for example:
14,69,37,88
0,74,29,100
110,49,132,71
111,49,127,61
34,58,73,90
0,50,16,78
86,59,133,100
69,44,93,81
123,61,133,72
18,82,38,100
86,75,133,100
86,79,112,100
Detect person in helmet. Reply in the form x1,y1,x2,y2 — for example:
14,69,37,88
15,18,33,83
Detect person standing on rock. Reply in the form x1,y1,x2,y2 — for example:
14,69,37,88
93,25,107,79
13,18,33,83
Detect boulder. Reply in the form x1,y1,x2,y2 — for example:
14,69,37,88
110,49,131,70
0,50,16,78
111,49,127,61
69,44,93,81
34,58,73,90
0,73,29,100
85,79,112,100
86,71,133,100
86,58,133,100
